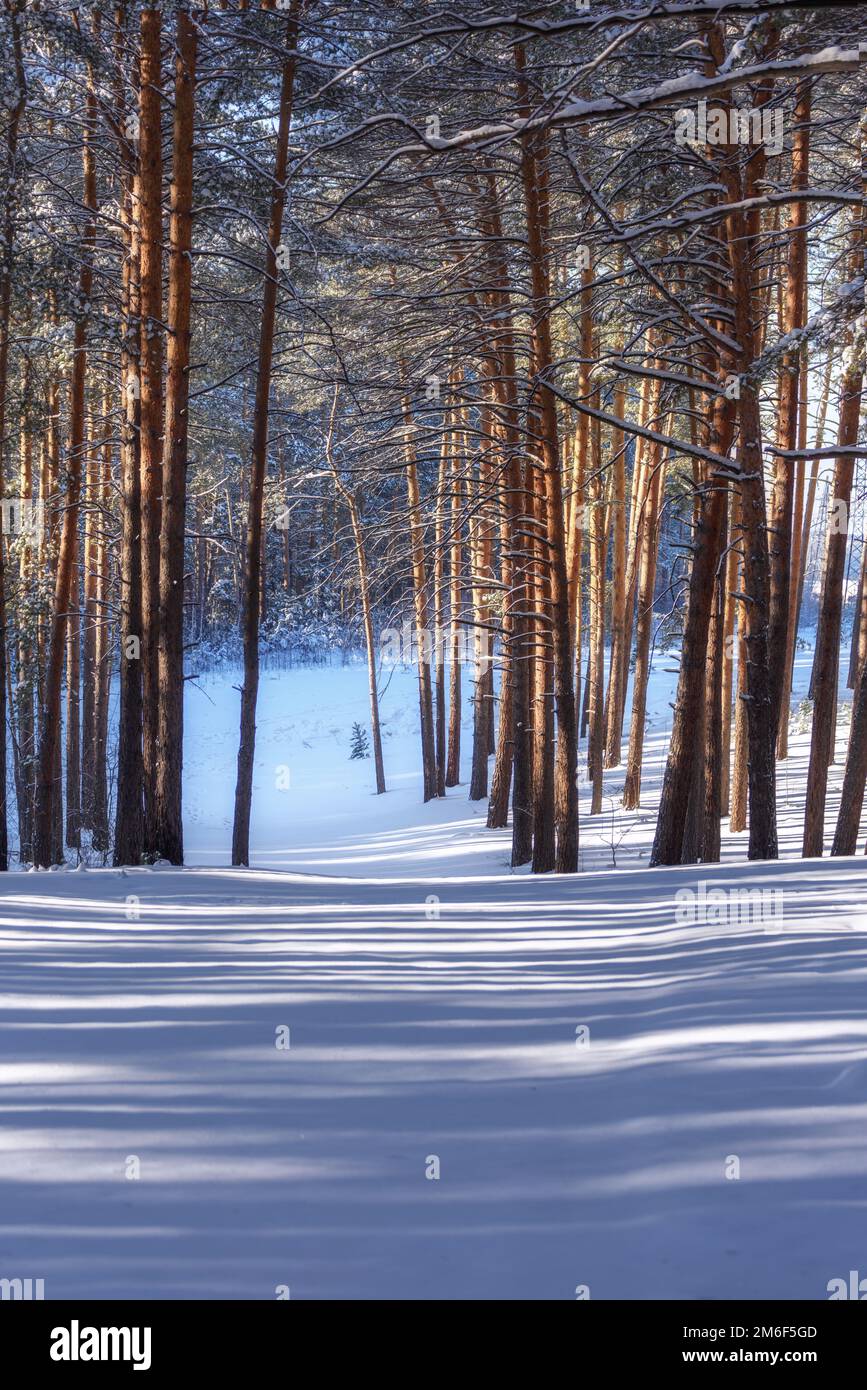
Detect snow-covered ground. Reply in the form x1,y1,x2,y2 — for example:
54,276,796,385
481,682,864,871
2,640,867,1299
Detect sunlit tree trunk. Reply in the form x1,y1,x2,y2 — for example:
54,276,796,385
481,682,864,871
113,25,145,866
518,48,578,872
138,4,163,857
155,5,198,864
768,82,810,747
33,16,97,867
623,443,665,810
446,434,463,787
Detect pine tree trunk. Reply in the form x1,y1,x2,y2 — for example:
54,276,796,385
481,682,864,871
700,507,726,862
155,6,197,864
587,413,606,813
768,82,810,746
81,411,98,832
487,415,515,829
17,358,35,858
446,437,462,787
399,386,438,804
114,45,145,866
777,318,811,757
65,480,81,852
623,444,665,810
611,352,656,746
720,487,739,814
528,425,555,872
518,49,578,872
0,0,26,869
729,609,750,834
138,4,163,857
433,428,448,799
469,445,493,801
351,496,386,797
603,373,628,768
33,22,97,868
232,0,303,865
91,392,111,853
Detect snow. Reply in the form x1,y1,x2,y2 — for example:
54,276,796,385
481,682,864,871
2,644,867,1299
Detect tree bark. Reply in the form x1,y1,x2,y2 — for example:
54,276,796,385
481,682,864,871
399,382,438,804
768,81,810,746
232,0,303,865
138,4,163,857
33,15,97,867
623,443,665,810
518,48,578,872
155,5,198,864
446,433,463,787
113,21,145,867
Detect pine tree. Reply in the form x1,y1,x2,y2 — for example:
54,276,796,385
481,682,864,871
349,723,370,761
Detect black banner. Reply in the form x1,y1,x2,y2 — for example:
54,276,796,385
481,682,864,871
1,1299,864,1375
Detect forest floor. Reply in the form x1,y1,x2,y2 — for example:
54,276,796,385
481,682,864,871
1,640,866,1299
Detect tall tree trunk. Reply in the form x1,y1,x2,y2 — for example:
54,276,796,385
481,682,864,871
787,356,832,711
446,436,463,787
33,16,97,867
528,421,555,872
623,443,665,810
720,487,739,814
232,0,303,865
399,383,438,804
16,357,35,858
155,6,197,864
65,459,81,852
469,442,493,801
487,473,514,827
433,425,448,798
587,416,606,814
777,310,811,757
114,21,145,866
768,82,810,746
612,351,656,744
603,373,628,768
91,390,111,853
518,48,578,872
138,4,163,857
0,0,27,870
700,506,726,862
81,408,98,832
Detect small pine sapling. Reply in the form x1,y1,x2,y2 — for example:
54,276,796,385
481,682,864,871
350,722,370,760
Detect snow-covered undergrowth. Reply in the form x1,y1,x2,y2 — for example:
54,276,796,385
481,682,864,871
2,640,866,1299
